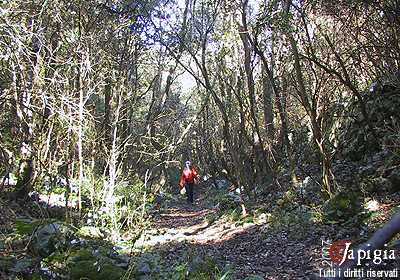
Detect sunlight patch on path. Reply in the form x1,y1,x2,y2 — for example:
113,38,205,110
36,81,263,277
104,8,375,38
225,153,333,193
134,206,256,248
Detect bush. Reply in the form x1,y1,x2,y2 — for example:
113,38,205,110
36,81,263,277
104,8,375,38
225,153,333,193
323,191,364,223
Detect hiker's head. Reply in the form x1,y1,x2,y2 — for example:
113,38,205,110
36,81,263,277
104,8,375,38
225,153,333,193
185,160,191,168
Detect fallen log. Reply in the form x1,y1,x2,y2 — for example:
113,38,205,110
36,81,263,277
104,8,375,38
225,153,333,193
324,211,400,279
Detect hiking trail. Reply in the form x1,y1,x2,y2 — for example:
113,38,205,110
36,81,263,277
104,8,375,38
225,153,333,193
133,184,321,279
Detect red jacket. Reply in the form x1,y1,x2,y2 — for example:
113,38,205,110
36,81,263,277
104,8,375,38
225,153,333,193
179,167,198,188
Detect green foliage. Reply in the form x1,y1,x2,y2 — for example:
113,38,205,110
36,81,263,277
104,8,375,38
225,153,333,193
170,263,187,280
227,209,242,223
323,191,364,224
0,256,14,271
51,186,66,195
185,255,230,280
42,238,131,280
271,205,313,227
128,251,231,280
76,173,153,237
204,212,218,225
77,226,104,239
54,248,125,280
267,204,319,240
5,218,131,279
213,191,241,212
166,166,181,190
67,248,126,280
276,189,297,208
15,218,41,235
70,261,125,280
2,0,400,278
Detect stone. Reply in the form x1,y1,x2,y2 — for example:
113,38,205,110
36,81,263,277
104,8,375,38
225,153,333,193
31,223,72,257
137,262,151,274
364,200,379,211
10,257,34,273
215,179,230,189
388,169,400,191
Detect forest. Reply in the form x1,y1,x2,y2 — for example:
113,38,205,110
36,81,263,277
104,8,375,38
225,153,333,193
0,0,399,279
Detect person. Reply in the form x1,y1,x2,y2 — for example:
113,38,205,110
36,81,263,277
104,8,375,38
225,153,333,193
179,161,199,204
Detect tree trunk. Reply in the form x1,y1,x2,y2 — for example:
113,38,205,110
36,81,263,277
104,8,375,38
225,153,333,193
15,159,33,199
283,0,333,195
77,73,84,213
239,1,269,184
262,63,275,139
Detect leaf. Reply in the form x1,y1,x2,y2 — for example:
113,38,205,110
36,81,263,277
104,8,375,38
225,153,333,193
15,218,39,235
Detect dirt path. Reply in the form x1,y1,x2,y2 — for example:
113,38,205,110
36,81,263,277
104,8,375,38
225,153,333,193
134,188,256,247
133,187,321,279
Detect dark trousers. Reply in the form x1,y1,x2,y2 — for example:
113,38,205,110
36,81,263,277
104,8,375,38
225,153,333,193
185,183,194,203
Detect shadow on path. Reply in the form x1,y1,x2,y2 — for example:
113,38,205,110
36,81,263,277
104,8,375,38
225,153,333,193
134,187,321,279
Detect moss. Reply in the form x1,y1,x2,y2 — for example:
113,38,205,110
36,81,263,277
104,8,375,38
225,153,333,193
67,249,125,280
323,191,363,223
77,226,104,239
69,260,125,280
68,248,93,262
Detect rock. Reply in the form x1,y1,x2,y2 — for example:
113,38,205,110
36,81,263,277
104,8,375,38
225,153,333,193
227,192,241,203
114,254,130,269
359,164,375,176
138,276,153,280
188,255,205,273
31,223,72,257
40,262,66,280
215,179,230,189
10,257,34,273
69,260,125,280
256,213,272,224
137,262,151,274
361,176,393,193
154,193,166,205
243,222,254,228
134,253,161,276
340,80,400,161
377,177,393,192
134,235,147,248
216,192,241,211
387,169,400,191
66,248,126,280
364,200,379,211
